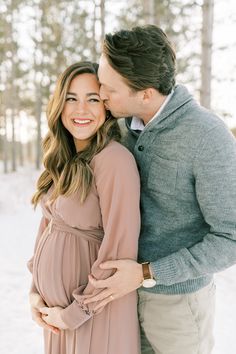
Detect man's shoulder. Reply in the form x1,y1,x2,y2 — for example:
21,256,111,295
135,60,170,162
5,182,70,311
173,99,230,141
168,85,226,135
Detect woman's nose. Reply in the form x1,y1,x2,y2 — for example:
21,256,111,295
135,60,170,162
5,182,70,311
74,100,87,113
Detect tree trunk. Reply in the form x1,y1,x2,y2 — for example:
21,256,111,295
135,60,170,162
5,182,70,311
3,114,8,173
10,108,16,172
27,140,33,163
91,0,97,61
200,0,214,109
35,80,42,170
33,3,43,171
143,0,155,24
18,117,24,167
8,0,17,172
100,0,105,49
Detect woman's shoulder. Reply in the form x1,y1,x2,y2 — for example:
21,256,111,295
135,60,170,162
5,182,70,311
95,140,136,162
91,140,137,172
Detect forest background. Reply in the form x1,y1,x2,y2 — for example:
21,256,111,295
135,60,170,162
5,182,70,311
0,0,236,172
0,1,236,353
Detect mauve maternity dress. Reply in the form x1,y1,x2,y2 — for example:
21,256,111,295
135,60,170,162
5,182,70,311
28,141,141,354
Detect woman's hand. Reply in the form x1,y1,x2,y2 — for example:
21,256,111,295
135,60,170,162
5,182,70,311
29,292,45,309
29,292,60,335
40,306,69,330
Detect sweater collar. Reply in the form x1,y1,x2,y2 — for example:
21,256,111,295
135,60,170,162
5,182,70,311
125,84,194,135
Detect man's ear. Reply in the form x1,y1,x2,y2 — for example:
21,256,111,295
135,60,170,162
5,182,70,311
142,88,155,103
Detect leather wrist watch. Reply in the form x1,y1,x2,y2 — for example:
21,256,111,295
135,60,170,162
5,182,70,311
141,262,157,288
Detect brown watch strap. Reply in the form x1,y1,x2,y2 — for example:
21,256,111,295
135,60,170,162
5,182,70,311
142,262,151,280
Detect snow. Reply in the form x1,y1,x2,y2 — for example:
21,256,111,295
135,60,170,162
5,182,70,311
0,168,43,354
0,168,235,354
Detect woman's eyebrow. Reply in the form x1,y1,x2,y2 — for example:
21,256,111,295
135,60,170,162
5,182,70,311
66,92,100,97
86,92,100,97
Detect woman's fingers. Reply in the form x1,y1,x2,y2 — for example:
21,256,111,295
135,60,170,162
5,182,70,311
31,308,60,334
39,306,50,315
29,293,45,309
42,314,50,324
36,315,59,334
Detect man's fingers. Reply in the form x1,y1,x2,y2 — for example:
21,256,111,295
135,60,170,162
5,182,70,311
93,295,114,312
88,275,111,289
99,260,121,270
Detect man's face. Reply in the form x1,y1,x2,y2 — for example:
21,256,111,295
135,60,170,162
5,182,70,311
98,54,141,118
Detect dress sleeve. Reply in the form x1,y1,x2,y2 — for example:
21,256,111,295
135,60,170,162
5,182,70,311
61,144,141,330
27,216,49,293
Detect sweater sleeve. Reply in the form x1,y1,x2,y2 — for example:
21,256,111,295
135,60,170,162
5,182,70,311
61,144,141,330
27,216,49,293
151,124,236,285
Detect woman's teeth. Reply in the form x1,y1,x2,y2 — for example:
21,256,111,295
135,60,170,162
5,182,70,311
73,119,91,124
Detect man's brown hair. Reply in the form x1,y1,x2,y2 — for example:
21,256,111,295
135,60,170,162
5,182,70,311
103,25,176,95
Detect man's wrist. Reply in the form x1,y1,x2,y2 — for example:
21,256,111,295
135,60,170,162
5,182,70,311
140,261,157,288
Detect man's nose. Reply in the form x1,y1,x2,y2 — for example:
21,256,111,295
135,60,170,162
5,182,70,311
99,85,108,101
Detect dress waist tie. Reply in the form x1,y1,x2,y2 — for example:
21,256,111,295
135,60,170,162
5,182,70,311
47,218,103,244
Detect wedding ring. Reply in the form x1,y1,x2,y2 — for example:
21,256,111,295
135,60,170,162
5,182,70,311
110,295,114,300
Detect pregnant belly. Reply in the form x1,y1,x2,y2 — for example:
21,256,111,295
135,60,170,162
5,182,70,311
33,229,100,307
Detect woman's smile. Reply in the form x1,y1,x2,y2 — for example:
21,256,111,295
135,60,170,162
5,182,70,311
72,118,93,127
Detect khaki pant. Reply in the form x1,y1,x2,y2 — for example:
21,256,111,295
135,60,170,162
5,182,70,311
138,282,215,354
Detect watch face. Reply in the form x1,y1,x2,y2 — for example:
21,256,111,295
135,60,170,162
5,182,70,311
142,278,157,288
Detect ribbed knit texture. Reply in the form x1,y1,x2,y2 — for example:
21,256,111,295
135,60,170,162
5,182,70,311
122,84,236,294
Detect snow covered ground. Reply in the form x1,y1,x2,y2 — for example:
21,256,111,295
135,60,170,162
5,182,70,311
0,167,236,354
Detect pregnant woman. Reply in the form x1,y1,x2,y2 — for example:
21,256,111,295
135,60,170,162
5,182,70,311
27,61,141,354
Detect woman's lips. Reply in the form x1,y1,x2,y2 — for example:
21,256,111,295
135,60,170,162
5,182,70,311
72,118,93,127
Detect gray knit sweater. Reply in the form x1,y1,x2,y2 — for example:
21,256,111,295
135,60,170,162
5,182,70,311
122,84,236,294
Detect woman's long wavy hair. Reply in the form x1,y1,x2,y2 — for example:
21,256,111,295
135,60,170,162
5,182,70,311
32,62,121,206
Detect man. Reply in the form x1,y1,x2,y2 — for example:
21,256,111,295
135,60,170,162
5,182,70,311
84,25,236,354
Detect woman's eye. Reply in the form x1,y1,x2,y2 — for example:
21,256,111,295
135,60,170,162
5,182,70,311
66,97,76,102
89,97,100,102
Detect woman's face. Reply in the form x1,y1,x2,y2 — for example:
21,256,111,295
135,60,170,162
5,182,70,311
61,73,106,152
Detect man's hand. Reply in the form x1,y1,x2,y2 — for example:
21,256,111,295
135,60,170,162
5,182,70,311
40,306,68,330
83,259,143,312
29,292,60,334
